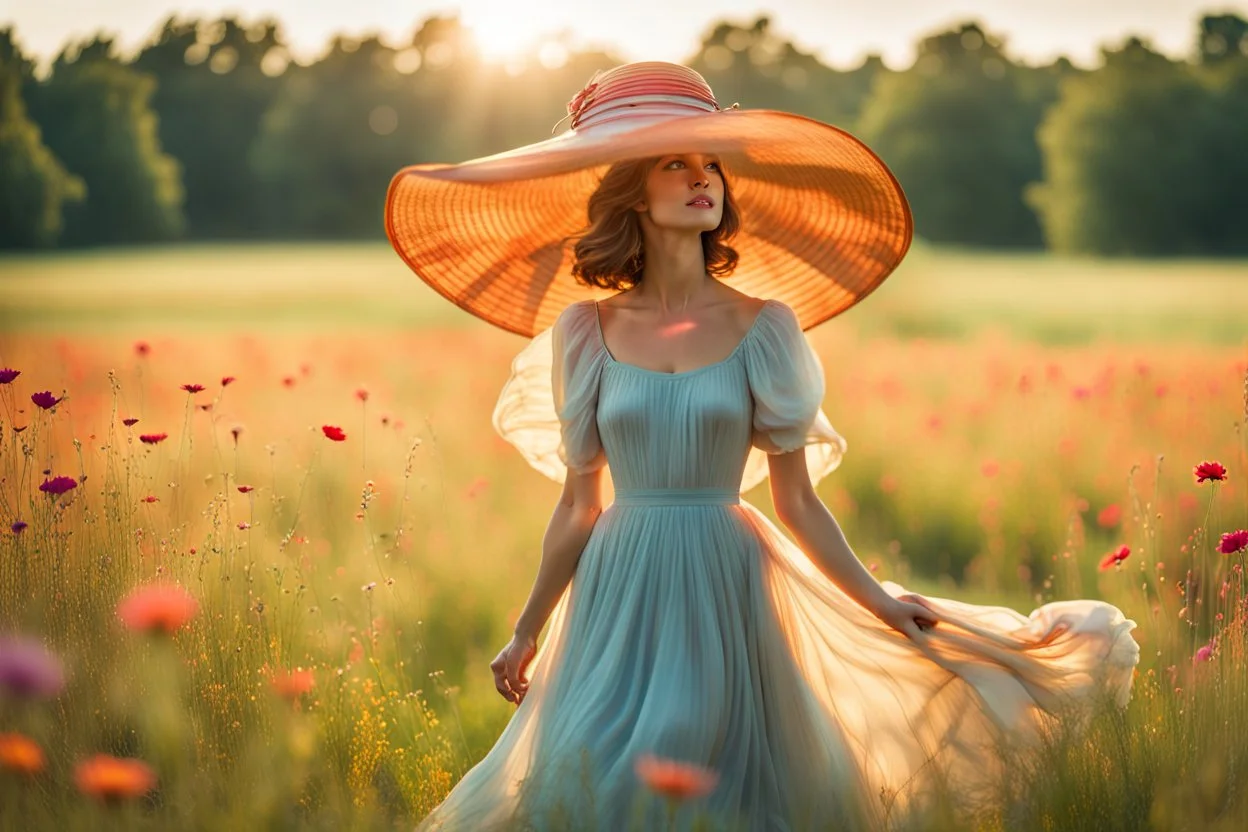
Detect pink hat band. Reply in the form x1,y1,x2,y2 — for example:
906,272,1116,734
563,63,722,132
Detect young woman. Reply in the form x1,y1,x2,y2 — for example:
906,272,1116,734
386,62,1140,831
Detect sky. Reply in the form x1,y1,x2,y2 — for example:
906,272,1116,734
3,0,1245,70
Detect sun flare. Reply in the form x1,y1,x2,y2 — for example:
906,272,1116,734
459,3,562,65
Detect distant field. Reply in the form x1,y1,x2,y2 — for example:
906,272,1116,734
1,242,1246,345
3,242,1247,828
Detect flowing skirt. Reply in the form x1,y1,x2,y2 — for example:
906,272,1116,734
416,498,1139,831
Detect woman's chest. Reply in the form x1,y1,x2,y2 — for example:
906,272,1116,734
595,362,754,439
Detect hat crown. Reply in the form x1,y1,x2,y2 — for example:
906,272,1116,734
563,62,721,132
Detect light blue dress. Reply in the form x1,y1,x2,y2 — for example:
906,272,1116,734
418,299,1140,831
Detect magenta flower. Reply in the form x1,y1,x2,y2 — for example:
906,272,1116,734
10,521,26,535
0,368,19,384
31,391,61,410
180,384,205,394
1218,529,1248,555
1194,644,1214,664
0,636,66,698
122,418,139,427
38,476,77,496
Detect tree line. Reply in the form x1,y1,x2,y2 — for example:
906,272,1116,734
1,11,1246,255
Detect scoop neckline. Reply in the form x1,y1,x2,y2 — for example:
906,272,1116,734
592,298,774,378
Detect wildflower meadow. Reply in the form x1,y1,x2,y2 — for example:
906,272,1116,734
1,245,1246,830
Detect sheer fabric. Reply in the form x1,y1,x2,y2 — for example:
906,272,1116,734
418,299,1144,831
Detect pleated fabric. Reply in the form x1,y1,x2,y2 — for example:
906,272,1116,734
421,300,1140,831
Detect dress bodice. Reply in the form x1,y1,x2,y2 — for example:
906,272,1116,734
491,297,848,495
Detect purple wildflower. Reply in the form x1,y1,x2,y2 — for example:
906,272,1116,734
38,476,77,496
0,368,19,384
0,636,66,698
31,391,61,410
10,521,27,535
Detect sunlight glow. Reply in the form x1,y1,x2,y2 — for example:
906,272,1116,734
459,3,562,65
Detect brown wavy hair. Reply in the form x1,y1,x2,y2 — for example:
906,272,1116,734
567,156,741,291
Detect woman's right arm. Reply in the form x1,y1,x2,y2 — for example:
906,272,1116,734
490,464,606,704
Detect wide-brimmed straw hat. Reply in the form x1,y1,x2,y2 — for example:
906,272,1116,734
385,61,912,337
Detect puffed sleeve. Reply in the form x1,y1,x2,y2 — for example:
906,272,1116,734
739,300,847,492
491,301,608,484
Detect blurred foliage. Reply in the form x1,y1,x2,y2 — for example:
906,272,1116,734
0,10,1246,254
857,23,1066,248
1028,31,1248,255
0,29,85,247
19,34,184,245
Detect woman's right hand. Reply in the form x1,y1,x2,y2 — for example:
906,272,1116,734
490,631,537,706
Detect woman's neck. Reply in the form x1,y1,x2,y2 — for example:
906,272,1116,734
634,232,710,314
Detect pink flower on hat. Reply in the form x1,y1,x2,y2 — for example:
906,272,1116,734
567,81,599,118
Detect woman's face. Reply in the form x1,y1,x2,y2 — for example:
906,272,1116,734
634,153,725,233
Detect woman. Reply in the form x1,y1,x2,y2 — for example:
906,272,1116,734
386,62,1139,831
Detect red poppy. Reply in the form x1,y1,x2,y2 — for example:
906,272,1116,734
139,433,168,445
134,341,150,357
322,425,347,442
74,754,156,801
0,732,45,776
1099,545,1131,571
141,495,159,503
122,418,139,427
38,476,77,496
269,667,315,701
355,388,369,403
221,376,236,387
116,584,198,634
1218,530,1248,555
1193,461,1227,484
1096,504,1122,528
31,391,61,410
237,485,254,494
180,383,205,394
634,753,718,801
281,376,296,388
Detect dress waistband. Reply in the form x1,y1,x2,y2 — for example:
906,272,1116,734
613,487,741,506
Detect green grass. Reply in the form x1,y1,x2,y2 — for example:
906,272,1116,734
2,242,1247,346
1,243,1247,829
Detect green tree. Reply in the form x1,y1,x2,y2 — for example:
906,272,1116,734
856,22,1058,248
1194,14,1248,252
250,32,436,237
0,28,84,247
132,16,285,238
1027,39,1217,255
688,16,887,129
23,35,183,245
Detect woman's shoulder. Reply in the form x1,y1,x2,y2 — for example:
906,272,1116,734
553,299,598,330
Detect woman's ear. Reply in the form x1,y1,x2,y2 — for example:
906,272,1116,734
632,199,647,213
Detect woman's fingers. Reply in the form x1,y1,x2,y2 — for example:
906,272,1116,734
490,652,517,703
897,596,939,631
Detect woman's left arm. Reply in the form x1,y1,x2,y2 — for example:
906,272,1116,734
767,448,937,638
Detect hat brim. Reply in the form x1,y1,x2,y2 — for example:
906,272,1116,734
385,109,912,337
